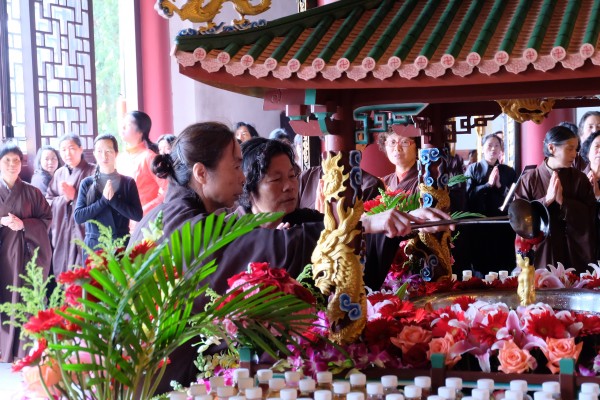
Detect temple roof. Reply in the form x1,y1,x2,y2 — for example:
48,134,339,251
174,0,600,101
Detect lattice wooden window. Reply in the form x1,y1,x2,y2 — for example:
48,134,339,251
4,0,97,158
33,0,97,149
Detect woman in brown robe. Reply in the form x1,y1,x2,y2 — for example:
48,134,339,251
465,133,517,274
377,130,419,194
515,126,597,271
0,143,52,362
580,130,600,260
46,134,96,275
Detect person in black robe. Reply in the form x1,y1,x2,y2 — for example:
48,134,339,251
131,128,452,394
74,135,143,257
465,133,517,274
46,134,96,275
299,166,384,210
515,126,597,271
29,145,61,196
0,143,52,362
377,130,420,194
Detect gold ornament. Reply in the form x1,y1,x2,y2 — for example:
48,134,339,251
496,98,556,124
311,152,366,345
156,0,272,30
404,183,453,280
517,253,536,306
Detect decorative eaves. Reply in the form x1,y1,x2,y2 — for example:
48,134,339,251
173,0,600,83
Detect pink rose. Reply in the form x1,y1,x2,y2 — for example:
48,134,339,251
222,318,238,336
22,361,61,397
427,333,461,367
542,337,583,374
497,340,536,374
391,325,432,353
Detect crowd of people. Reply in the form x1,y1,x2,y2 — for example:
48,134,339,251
1,111,600,378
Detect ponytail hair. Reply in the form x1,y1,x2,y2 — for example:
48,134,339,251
129,111,158,153
86,134,119,205
152,122,235,186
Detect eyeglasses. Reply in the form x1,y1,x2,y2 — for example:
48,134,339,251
385,139,414,148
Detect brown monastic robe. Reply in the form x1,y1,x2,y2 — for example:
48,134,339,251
46,159,95,275
382,163,419,194
299,166,385,210
515,162,597,271
0,178,52,362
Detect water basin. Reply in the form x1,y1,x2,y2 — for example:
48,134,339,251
411,288,600,313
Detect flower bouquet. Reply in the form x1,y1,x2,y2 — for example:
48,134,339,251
2,212,315,399
284,262,600,378
194,262,317,381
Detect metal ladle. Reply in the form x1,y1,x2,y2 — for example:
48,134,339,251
410,199,550,239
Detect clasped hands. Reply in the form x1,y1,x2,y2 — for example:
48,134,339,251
0,213,24,231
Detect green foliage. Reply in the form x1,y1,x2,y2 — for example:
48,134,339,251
93,0,121,135
0,248,62,343
295,264,327,311
448,174,470,187
4,211,314,400
366,189,420,215
450,211,486,219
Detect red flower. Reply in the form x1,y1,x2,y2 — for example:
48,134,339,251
363,197,383,213
58,266,91,284
453,277,488,291
525,310,568,339
129,239,156,261
575,313,600,336
157,357,171,368
490,277,518,289
425,279,454,295
12,338,47,372
471,310,509,347
452,296,476,311
402,342,429,368
364,319,401,348
65,285,83,306
24,308,65,333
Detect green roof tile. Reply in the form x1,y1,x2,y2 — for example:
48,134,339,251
471,0,508,56
270,25,304,62
292,15,335,64
393,0,441,60
526,0,558,50
421,0,463,59
317,6,365,63
554,0,582,49
247,33,275,61
367,0,419,62
341,0,395,62
445,0,485,57
583,0,600,45
499,0,534,55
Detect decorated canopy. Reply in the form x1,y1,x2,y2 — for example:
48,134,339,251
173,0,600,102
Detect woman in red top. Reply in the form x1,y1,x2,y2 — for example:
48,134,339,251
116,111,167,216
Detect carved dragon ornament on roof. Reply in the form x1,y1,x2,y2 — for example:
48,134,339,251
155,0,271,31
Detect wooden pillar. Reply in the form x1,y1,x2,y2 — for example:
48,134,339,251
520,108,576,168
0,0,13,140
138,2,174,139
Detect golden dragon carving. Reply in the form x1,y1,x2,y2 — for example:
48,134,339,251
311,152,366,345
155,0,271,30
405,184,453,280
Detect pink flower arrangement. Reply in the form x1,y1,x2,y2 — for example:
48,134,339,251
286,288,600,377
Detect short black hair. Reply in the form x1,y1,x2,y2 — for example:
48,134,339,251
0,142,23,161
543,125,578,157
239,138,298,212
580,130,600,164
235,122,259,138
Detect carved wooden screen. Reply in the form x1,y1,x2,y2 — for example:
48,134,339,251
6,0,26,140
33,0,97,149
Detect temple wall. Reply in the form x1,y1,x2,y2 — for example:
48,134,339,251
167,3,297,136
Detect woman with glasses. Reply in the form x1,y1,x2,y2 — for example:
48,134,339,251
515,126,597,271
465,133,517,273
377,130,419,194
